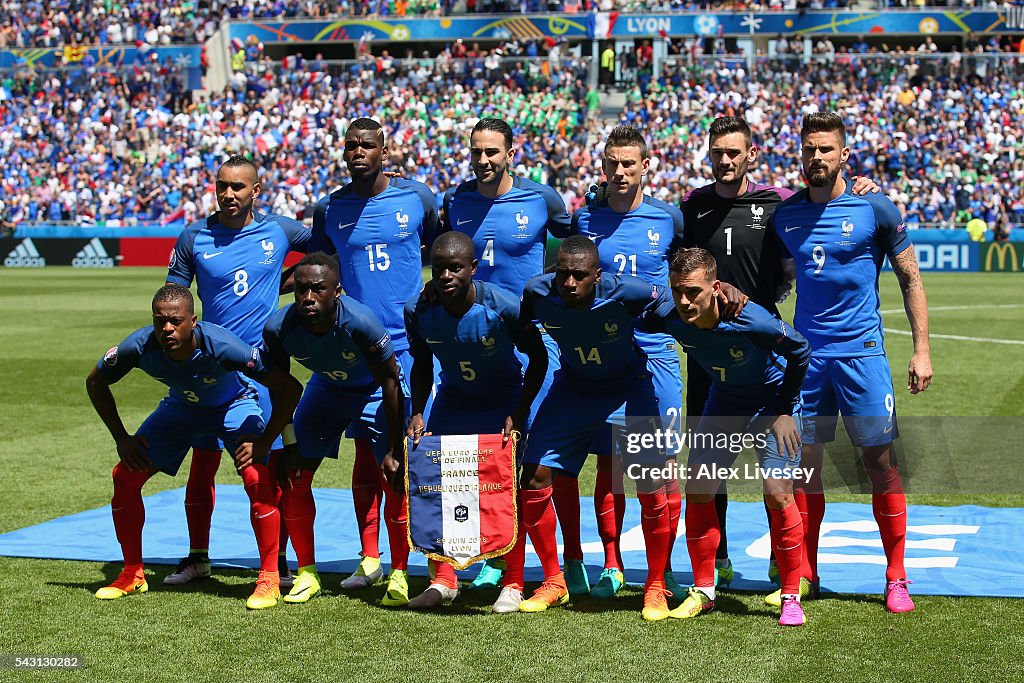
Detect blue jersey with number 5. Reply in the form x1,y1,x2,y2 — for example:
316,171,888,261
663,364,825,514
167,212,310,346
310,178,438,352
771,186,911,358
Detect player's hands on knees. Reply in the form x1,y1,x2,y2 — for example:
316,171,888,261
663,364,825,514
907,352,933,394
850,175,881,195
381,452,405,494
278,444,301,490
771,415,801,461
116,434,152,471
717,282,749,320
407,414,429,446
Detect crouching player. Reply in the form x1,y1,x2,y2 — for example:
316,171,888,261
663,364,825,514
263,253,408,606
405,232,548,611
86,285,302,609
515,236,672,621
638,248,812,626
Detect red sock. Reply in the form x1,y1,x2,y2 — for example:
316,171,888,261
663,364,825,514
868,467,907,581
111,464,153,567
684,499,719,588
351,439,382,558
769,503,805,595
382,484,409,571
521,486,562,581
638,487,670,590
594,464,625,570
552,476,582,562
665,478,682,572
241,463,280,573
794,476,825,582
503,519,526,589
280,469,316,568
270,451,290,563
184,448,220,552
430,561,458,590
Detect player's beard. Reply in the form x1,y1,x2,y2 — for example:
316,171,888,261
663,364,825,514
713,159,749,188
806,163,840,188
475,163,507,187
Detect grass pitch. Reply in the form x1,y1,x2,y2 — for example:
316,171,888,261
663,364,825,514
0,268,1022,682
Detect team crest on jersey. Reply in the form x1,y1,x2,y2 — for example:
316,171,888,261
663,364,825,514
341,350,358,363
841,219,855,237
202,376,217,385
515,212,530,231
103,346,118,366
603,321,621,343
480,336,496,348
394,210,411,238
259,239,276,265
749,204,765,229
729,347,745,363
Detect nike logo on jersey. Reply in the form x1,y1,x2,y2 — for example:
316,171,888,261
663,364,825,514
339,222,356,229
203,251,222,259
425,338,444,344
697,210,714,219
456,218,473,226
784,225,804,232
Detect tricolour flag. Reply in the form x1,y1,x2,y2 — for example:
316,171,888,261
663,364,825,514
405,433,517,569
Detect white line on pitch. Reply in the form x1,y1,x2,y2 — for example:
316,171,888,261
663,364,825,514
886,328,1024,345
879,304,1024,315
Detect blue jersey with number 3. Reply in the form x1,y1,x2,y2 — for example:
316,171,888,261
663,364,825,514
96,322,269,407
310,178,438,352
771,186,911,358
167,212,310,347
441,177,571,294
570,196,684,359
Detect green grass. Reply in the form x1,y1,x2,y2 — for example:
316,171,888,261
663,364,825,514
0,268,1023,682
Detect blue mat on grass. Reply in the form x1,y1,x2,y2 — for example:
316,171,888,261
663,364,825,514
0,486,1017,597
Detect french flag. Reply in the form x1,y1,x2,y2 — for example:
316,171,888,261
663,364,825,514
588,11,619,39
407,434,517,569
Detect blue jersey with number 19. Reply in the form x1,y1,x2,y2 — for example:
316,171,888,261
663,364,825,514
310,178,438,352
440,176,571,294
771,186,911,358
570,195,684,359
166,212,310,347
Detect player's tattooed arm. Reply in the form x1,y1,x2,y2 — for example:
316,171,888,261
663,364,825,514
892,246,932,394
86,367,153,472
370,356,406,492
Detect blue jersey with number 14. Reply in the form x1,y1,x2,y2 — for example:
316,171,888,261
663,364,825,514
310,178,438,352
167,212,311,347
771,186,911,358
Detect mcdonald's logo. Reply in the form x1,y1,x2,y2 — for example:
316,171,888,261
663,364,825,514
983,242,1021,272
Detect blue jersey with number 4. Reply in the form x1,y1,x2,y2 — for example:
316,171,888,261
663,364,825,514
263,296,394,392
96,322,269,407
167,212,311,347
405,281,527,398
521,273,660,387
571,196,684,359
441,176,571,294
771,187,911,358
310,178,438,352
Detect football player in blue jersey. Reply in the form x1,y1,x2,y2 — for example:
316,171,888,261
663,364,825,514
404,231,548,611
772,113,933,613
515,236,673,621
86,285,303,609
569,125,688,600
310,118,439,596
439,117,572,591
263,252,407,606
165,155,310,588
638,248,813,626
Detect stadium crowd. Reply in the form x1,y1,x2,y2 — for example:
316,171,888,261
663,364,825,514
0,38,1021,236
1,0,1020,48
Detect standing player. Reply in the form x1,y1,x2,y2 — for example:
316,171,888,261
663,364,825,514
771,112,932,613
569,125,685,600
678,116,877,587
263,252,407,606
166,155,310,588
638,248,812,626
86,285,303,609
439,117,572,591
310,118,439,596
404,232,548,611
516,236,673,621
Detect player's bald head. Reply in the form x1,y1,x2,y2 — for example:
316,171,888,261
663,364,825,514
153,284,195,313
558,235,599,268
431,231,476,262
670,247,717,281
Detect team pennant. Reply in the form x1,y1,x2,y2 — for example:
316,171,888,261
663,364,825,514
405,433,518,570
